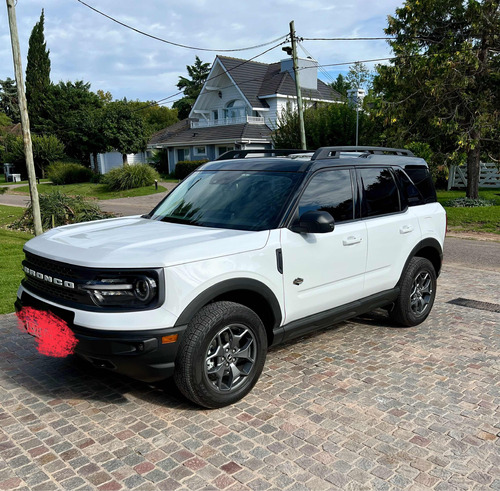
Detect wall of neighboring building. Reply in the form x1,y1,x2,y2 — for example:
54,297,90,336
91,151,149,174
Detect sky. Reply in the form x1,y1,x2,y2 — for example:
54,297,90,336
1,0,404,106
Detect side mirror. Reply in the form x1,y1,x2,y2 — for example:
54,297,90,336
290,210,335,234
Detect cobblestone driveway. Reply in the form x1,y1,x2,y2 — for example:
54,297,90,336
1,264,499,490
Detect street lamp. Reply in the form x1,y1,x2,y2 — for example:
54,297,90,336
346,88,366,146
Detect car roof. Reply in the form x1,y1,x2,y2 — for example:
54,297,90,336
200,152,429,174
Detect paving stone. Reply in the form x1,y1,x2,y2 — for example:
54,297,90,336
0,265,499,489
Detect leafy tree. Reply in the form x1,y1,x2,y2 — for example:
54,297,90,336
0,112,12,127
127,101,178,135
330,74,350,98
101,101,149,165
36,81,103,160
346,62,373,92
273,103,379,149
374,0,500,198
0,78,20,123
25,9,51,128
6,134,64,177
173,56,210,119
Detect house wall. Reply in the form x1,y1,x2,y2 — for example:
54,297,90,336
91,151,149,174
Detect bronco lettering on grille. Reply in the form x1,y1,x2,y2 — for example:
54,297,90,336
24,266,75,289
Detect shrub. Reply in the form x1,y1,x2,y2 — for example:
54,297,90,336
175,160,208,180
47,161,93,185
103,164,160,191
10,190,114,232
443,197,494,208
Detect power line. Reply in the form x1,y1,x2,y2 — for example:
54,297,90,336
302,37,396,41
76,0,288,52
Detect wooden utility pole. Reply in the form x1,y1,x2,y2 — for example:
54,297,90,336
6,0,43,236
289,21,307,150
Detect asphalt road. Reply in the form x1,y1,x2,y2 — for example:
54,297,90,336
444,236,500,272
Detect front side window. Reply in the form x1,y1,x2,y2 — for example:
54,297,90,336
150,170,301,231
297,169,354,223
359,167,401,217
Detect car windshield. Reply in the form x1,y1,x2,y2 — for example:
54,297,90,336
149,170,301,231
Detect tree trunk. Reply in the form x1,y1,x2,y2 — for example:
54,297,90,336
122,154,128,166
466,145,480,200
92,152,98,173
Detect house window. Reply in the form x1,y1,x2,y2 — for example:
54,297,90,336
217,146,234,157
212,110,219,120
224,100,246,119
194,146,207,156
177,148,190,162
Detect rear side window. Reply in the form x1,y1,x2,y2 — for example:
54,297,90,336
404,166,437,203
396,169,424,207
359,168,401,217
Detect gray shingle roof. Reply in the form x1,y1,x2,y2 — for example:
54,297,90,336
149,119,190,145
217,57,270,109
217,56,341,105
151,123,272,146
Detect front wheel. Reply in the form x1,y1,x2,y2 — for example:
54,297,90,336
174,301,267,408
390,257,437,327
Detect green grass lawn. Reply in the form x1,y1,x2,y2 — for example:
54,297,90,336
8,181,167,200
437,188,500,234
0,206,32,314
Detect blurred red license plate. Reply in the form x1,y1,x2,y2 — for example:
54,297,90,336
16,307,78,357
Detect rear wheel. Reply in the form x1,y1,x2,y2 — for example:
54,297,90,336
174,301,267,408
390,257,437,327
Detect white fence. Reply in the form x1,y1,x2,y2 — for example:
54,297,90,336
448,162,500,189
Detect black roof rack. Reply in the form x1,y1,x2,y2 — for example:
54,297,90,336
311,146,415,160
216,149,311,160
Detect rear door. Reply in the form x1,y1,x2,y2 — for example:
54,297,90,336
358,167,421,296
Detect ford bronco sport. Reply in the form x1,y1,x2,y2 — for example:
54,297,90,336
16,146,446,408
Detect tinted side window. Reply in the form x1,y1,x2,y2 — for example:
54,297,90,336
396,169,424,207
360,168,400,217
298,169,354,223
404,166,437,203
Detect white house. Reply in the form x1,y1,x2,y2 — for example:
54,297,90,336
149,55,340,173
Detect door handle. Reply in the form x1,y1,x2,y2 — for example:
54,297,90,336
399,225,414,234
343,236,363,246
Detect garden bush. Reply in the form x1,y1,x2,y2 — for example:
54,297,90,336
175,160,208,180
47,161,93,185
102,164,160,191
10,190,114,232
443,197,494,208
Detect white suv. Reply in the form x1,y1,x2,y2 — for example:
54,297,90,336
16,147,446,408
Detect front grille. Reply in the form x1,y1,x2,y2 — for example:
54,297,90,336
21,252,164,312
22,253,94,307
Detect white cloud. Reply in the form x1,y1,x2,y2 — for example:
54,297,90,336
0,0,402,102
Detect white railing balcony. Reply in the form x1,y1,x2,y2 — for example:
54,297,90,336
191,116,264,129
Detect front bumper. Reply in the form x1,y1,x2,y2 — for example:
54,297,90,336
15,290,187,383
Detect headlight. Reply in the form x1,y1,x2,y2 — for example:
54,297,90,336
82,275,158,308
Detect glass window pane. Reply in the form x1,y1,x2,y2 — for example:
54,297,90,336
360,168,400,217
298,170,353,223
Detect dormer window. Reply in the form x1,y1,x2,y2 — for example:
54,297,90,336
224,100,246,119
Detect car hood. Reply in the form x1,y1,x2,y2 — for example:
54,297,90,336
24,216,270,268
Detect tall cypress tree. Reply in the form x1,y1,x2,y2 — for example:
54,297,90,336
26,9,51,128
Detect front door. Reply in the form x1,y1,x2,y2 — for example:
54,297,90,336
280,168,367,325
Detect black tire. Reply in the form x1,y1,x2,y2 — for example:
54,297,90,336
174,301,267,408
389,257,437,327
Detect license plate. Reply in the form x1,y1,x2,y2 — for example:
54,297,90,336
16,307,78,358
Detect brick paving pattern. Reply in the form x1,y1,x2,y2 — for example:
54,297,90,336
0,264,499,490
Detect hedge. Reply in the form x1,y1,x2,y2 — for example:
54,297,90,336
175,160,208,180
